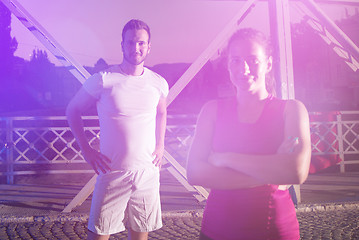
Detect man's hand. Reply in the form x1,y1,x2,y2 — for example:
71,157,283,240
152,145,164,169
82,146,111,175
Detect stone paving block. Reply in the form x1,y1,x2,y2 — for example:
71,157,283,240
1,209,359,239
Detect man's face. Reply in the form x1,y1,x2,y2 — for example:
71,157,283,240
121,29,151,66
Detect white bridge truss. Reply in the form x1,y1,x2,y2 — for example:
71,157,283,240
1,0,358,211
1,113,359,179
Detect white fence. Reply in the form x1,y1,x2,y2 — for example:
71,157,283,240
310,111,359,173
1,112,359,184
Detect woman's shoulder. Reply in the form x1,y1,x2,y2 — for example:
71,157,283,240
201,99,218,116
266,97,308,120
284,99,307,110
201,97,235,113
268,96,306,110
283,99,309,118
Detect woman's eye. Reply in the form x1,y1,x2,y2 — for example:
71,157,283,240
248,58,260,65
230,58,243,64
229,58,260,65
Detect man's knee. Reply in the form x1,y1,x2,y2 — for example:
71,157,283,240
129,229,149,240
87,229,110,240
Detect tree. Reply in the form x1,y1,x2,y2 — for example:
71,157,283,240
0,2,18,75
291,20,328,110
291,12,359,111
93,58,109,72
21,49,63,109
30,49,51,65
0,2,23,114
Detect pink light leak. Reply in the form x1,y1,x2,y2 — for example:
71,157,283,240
10,1,357,67
11,1,271,67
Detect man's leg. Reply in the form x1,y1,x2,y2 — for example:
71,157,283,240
129,229,148,240
128,168,162,238
87,229,110,240
88,172,133,238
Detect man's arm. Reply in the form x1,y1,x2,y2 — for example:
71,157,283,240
152,97,167,167
186,100,263,190
66,87,111,174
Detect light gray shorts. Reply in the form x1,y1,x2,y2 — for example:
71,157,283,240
88,167,162,235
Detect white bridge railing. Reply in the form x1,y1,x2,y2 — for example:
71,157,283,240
1,112,359,184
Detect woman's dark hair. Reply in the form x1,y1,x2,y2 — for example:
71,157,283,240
122,19,151,43
227,28,272,57
227,28,276,96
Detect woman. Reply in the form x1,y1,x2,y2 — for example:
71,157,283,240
187,28,311,240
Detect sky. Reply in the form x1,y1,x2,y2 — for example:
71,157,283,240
9,0,359,67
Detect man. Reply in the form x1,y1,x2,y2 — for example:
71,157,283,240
66,19,168,240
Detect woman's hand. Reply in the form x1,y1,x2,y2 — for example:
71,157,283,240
209,152,228,167
277,136,299,154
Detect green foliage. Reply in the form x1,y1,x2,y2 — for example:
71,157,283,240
291,13,359,111
0,2,18,74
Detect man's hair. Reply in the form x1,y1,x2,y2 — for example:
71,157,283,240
122,19,151,43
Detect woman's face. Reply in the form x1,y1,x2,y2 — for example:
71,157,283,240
227,39,272,95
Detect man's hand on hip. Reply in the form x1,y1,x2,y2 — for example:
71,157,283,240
82,146,111,174
152,145,164,169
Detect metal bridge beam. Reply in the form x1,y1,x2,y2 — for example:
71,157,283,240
2,0,359,210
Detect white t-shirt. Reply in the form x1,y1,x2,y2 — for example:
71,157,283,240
83,67,169,171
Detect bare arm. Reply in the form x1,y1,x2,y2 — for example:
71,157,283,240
152,97,167,168
66,86,111,174
186,100,263,189
210,100,311,185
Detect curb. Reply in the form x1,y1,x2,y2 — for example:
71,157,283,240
0,210,205,224
0,213,89,224
1,202,358,224
162,210,203,218
296,201,359,212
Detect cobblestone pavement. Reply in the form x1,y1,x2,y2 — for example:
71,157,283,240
297,208,359,240
0,172,359,239
0,217,202,240
0,208,359,240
